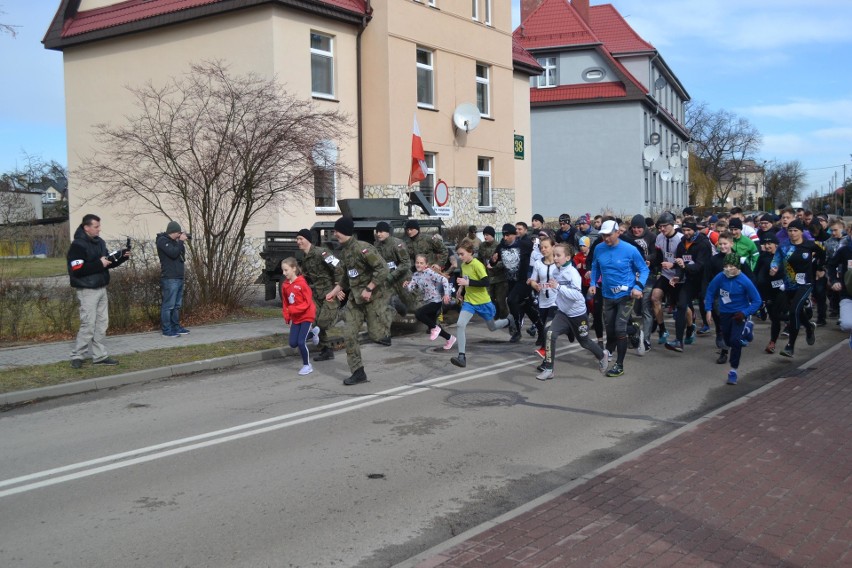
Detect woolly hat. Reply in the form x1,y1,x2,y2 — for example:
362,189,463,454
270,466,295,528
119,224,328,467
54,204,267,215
532,213,544,223
787,219,805,232
578,236,591,248
558,213,571,224
683,220,698,231
375,221,391,233
728,218,743,229
709,215,719,223
166,220,182,234
483,225,496,237
630,214,646,229
296,228,313,243
404,219,420,231
334,216,355,236
501,223,517,235
760,232,779,244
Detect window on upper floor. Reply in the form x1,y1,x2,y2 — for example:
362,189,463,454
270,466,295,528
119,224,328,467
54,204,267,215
476,63,490,117
477,157,492,209
310,32,334,98
416,47,435,108
312,140,338,210
484,0,492,25
419,153,437,204
535,57,557,88
472,0,478,20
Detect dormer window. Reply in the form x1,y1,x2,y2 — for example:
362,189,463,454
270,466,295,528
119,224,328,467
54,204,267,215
582,67,606,82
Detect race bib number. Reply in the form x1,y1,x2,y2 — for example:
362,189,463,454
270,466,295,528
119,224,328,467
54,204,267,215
348,269,360,278
664,252,675,263
387,261,397,271
610,285,628,294
771,280,785,290
720,289,731,304
324,255,340,267
682,255,693,264
795,273,806,285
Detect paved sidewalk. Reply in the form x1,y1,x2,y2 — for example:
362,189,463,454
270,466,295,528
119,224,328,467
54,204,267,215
0,319,283,370
400,341,852,568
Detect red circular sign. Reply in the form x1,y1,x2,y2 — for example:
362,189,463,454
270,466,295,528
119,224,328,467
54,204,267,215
434,180,449,207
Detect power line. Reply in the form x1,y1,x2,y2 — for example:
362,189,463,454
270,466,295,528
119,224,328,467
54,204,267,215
804,163,850,172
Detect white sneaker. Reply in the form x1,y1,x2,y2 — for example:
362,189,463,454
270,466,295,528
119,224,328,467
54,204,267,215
536,367,554,380
429,326,441,341
599,350,610,375
443,335,457,350
298,364,313,376
636,330,646,356
310,326,321,346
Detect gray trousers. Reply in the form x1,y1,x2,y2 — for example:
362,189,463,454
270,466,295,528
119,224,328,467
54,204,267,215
71,287,110,362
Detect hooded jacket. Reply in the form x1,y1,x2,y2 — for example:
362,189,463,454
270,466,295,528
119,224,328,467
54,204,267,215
156,232,186,279
67,224,127,289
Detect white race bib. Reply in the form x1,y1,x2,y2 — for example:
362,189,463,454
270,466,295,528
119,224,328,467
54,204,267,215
795,273,806,285
387,261,397,271
324,255,340,267
348,269,359,278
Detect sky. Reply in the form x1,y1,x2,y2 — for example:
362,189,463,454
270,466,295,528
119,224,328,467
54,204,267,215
1,0,851,200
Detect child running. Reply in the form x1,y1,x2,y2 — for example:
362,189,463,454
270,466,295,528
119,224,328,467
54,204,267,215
403,254,456,350
281,257,318,376
529,235,559,358
704,253,762,385
537,243,609,380
451,241,517,368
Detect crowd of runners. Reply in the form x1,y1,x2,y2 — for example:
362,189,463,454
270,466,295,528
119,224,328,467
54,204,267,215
280,207,852,386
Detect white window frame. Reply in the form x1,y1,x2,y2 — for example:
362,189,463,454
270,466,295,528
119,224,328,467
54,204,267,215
310,32,334,98
477,157,492,210
418,153,437,205
484,0,491,25
312,140,338,211
472,0,479,21
416,47,435,108
536,57,557,88
476,63,490,117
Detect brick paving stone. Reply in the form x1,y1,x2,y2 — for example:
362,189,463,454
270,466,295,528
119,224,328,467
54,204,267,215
409,344,852,568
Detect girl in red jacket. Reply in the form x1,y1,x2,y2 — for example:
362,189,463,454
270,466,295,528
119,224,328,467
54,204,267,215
281,258,318,376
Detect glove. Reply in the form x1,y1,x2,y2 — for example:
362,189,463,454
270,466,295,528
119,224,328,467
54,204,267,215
732,311,745,323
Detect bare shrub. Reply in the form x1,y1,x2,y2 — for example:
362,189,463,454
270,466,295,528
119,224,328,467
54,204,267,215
35,285,79,335
0,280,42,340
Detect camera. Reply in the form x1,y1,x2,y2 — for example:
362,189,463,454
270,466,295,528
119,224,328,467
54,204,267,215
107,237,132,263
184,233,192,241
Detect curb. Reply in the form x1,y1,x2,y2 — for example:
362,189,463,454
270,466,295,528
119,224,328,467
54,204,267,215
392,338,850,568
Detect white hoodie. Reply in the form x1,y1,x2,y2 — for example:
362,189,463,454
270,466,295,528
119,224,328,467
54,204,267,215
553,262,587,318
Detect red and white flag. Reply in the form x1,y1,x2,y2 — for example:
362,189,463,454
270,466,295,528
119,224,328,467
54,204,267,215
408,114,427,186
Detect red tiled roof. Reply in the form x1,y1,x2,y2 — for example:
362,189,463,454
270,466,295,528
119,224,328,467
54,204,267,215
530,82,625,103
60,0,368,39
512,37,543,74
514,0,598,50
588,4,654,54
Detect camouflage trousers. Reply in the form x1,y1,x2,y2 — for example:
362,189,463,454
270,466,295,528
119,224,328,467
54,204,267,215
342,289,393,372
313,293,340,350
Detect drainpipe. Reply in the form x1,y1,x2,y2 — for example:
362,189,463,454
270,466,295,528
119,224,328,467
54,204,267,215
356,2,371,198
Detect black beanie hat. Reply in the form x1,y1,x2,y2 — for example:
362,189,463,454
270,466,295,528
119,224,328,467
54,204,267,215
501,223,517,235
404,219,420,231
728,217,743,229
296,228,313,243
630,214,646,229
787,219,805,232
532,213,544,223
483,225,496,237
375,221,391,233
334,216,355,236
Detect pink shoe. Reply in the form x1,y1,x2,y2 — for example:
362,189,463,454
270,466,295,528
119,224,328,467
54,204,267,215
443,336,457,350
430,326,441,341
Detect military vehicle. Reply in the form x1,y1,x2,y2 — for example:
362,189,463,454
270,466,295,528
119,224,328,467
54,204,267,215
259,192,444,301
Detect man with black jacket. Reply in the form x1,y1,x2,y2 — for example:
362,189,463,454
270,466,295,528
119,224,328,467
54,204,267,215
157,220,189,337
67,214,130,368
492,223,537,343
664,220,712,353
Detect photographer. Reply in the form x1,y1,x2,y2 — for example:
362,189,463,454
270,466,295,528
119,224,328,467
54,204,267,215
67,213,130,368
157,220,190,337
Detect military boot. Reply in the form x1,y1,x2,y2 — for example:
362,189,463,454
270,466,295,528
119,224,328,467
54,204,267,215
313,346,335,361
343,367,368,386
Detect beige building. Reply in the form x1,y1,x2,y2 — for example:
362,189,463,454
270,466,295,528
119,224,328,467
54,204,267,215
44,0,540,240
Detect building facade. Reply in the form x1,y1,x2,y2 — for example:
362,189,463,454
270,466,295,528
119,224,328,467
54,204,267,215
517,0,690,218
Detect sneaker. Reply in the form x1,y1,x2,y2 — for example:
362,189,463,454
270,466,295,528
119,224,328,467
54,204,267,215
664,340,684,353
598,350,610,375
780,344,794,358
71,358,83,369
805,321,816,346
310,326,321,346
506,314,519,335
605,363,624,378
635,329,646,357
451,353,467,368
509,332,522,343
163,331,180,337
741,321,754,346
727,370,738,385
657,330,669,345
177,327,191,335
93,357,119,366
643,340,652,353
696,324,712,336
716,350,728,364
629,324,641,349
313,347,334,361
298,364,313,376
443,335,457,350
536,367,554,381
535,347,546,359
765,341,776,354
527,324,537,337
343,367,368,385
429,326,441,341
684,324,696,345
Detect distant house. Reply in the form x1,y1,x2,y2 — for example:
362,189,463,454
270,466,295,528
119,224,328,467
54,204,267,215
516,0,690,217
0,190,44,224
719,160,765,209
32,178,68,204
44,0,541,239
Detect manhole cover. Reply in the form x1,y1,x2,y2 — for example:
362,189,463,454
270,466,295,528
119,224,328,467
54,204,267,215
445,391,523,408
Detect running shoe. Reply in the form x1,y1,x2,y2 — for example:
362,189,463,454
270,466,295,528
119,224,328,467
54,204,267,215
665,340,684,353
696,324,712,336
506,314,519,335
527,324,537,337
765,341,775,354
535,347,546,359
657,330,669,345
605,363,624,377
643,340,652,353
310,326,321,346
509,332,522,343
716,351,728,364
726,370,738,385
805,321,816,346
536,367,554,381
429,326,441,341
780,344,794,358
443,336,457,350
598,350,610,375
451,353,467,367
684,324,697,345
298,364,313,376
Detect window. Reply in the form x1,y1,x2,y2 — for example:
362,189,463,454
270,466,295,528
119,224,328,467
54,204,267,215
472,0,478,20
416,47,434,107
477,157,492,209
312,140,338,209
418,153,437,205
476,63,490,117
310,32,334,97
536,57,557,88
484,0,491,25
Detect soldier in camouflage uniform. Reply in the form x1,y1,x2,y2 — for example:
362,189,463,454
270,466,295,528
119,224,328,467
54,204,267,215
404,219,448,272
374,221,413,317
478,226,509,319
325,216,391,386
295,228,342,362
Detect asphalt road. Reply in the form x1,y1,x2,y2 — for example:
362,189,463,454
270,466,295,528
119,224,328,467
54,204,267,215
0,319,843,567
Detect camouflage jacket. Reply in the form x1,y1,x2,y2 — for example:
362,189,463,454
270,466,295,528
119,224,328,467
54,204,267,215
375,235,411,285
477,239,506,283
337,237,389,305
301,244,342,295
406,232,448,269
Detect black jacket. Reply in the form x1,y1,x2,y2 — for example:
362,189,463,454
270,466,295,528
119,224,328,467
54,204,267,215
156,232,186,279
67,225,127,289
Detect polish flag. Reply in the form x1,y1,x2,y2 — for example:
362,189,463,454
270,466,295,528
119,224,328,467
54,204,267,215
408,115,427,186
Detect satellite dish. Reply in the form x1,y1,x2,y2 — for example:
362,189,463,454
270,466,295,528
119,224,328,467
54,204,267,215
643,145,661,163
660,169,672,181
681,150,689,160
654,77,667,90
452,103,481,133
669,155,681,168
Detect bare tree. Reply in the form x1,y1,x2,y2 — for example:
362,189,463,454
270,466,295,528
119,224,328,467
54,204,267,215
687,101,762,207
0,191,36,224
687,152,715,206
0,6,17,37
80,61,353,308
764,160,805,210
